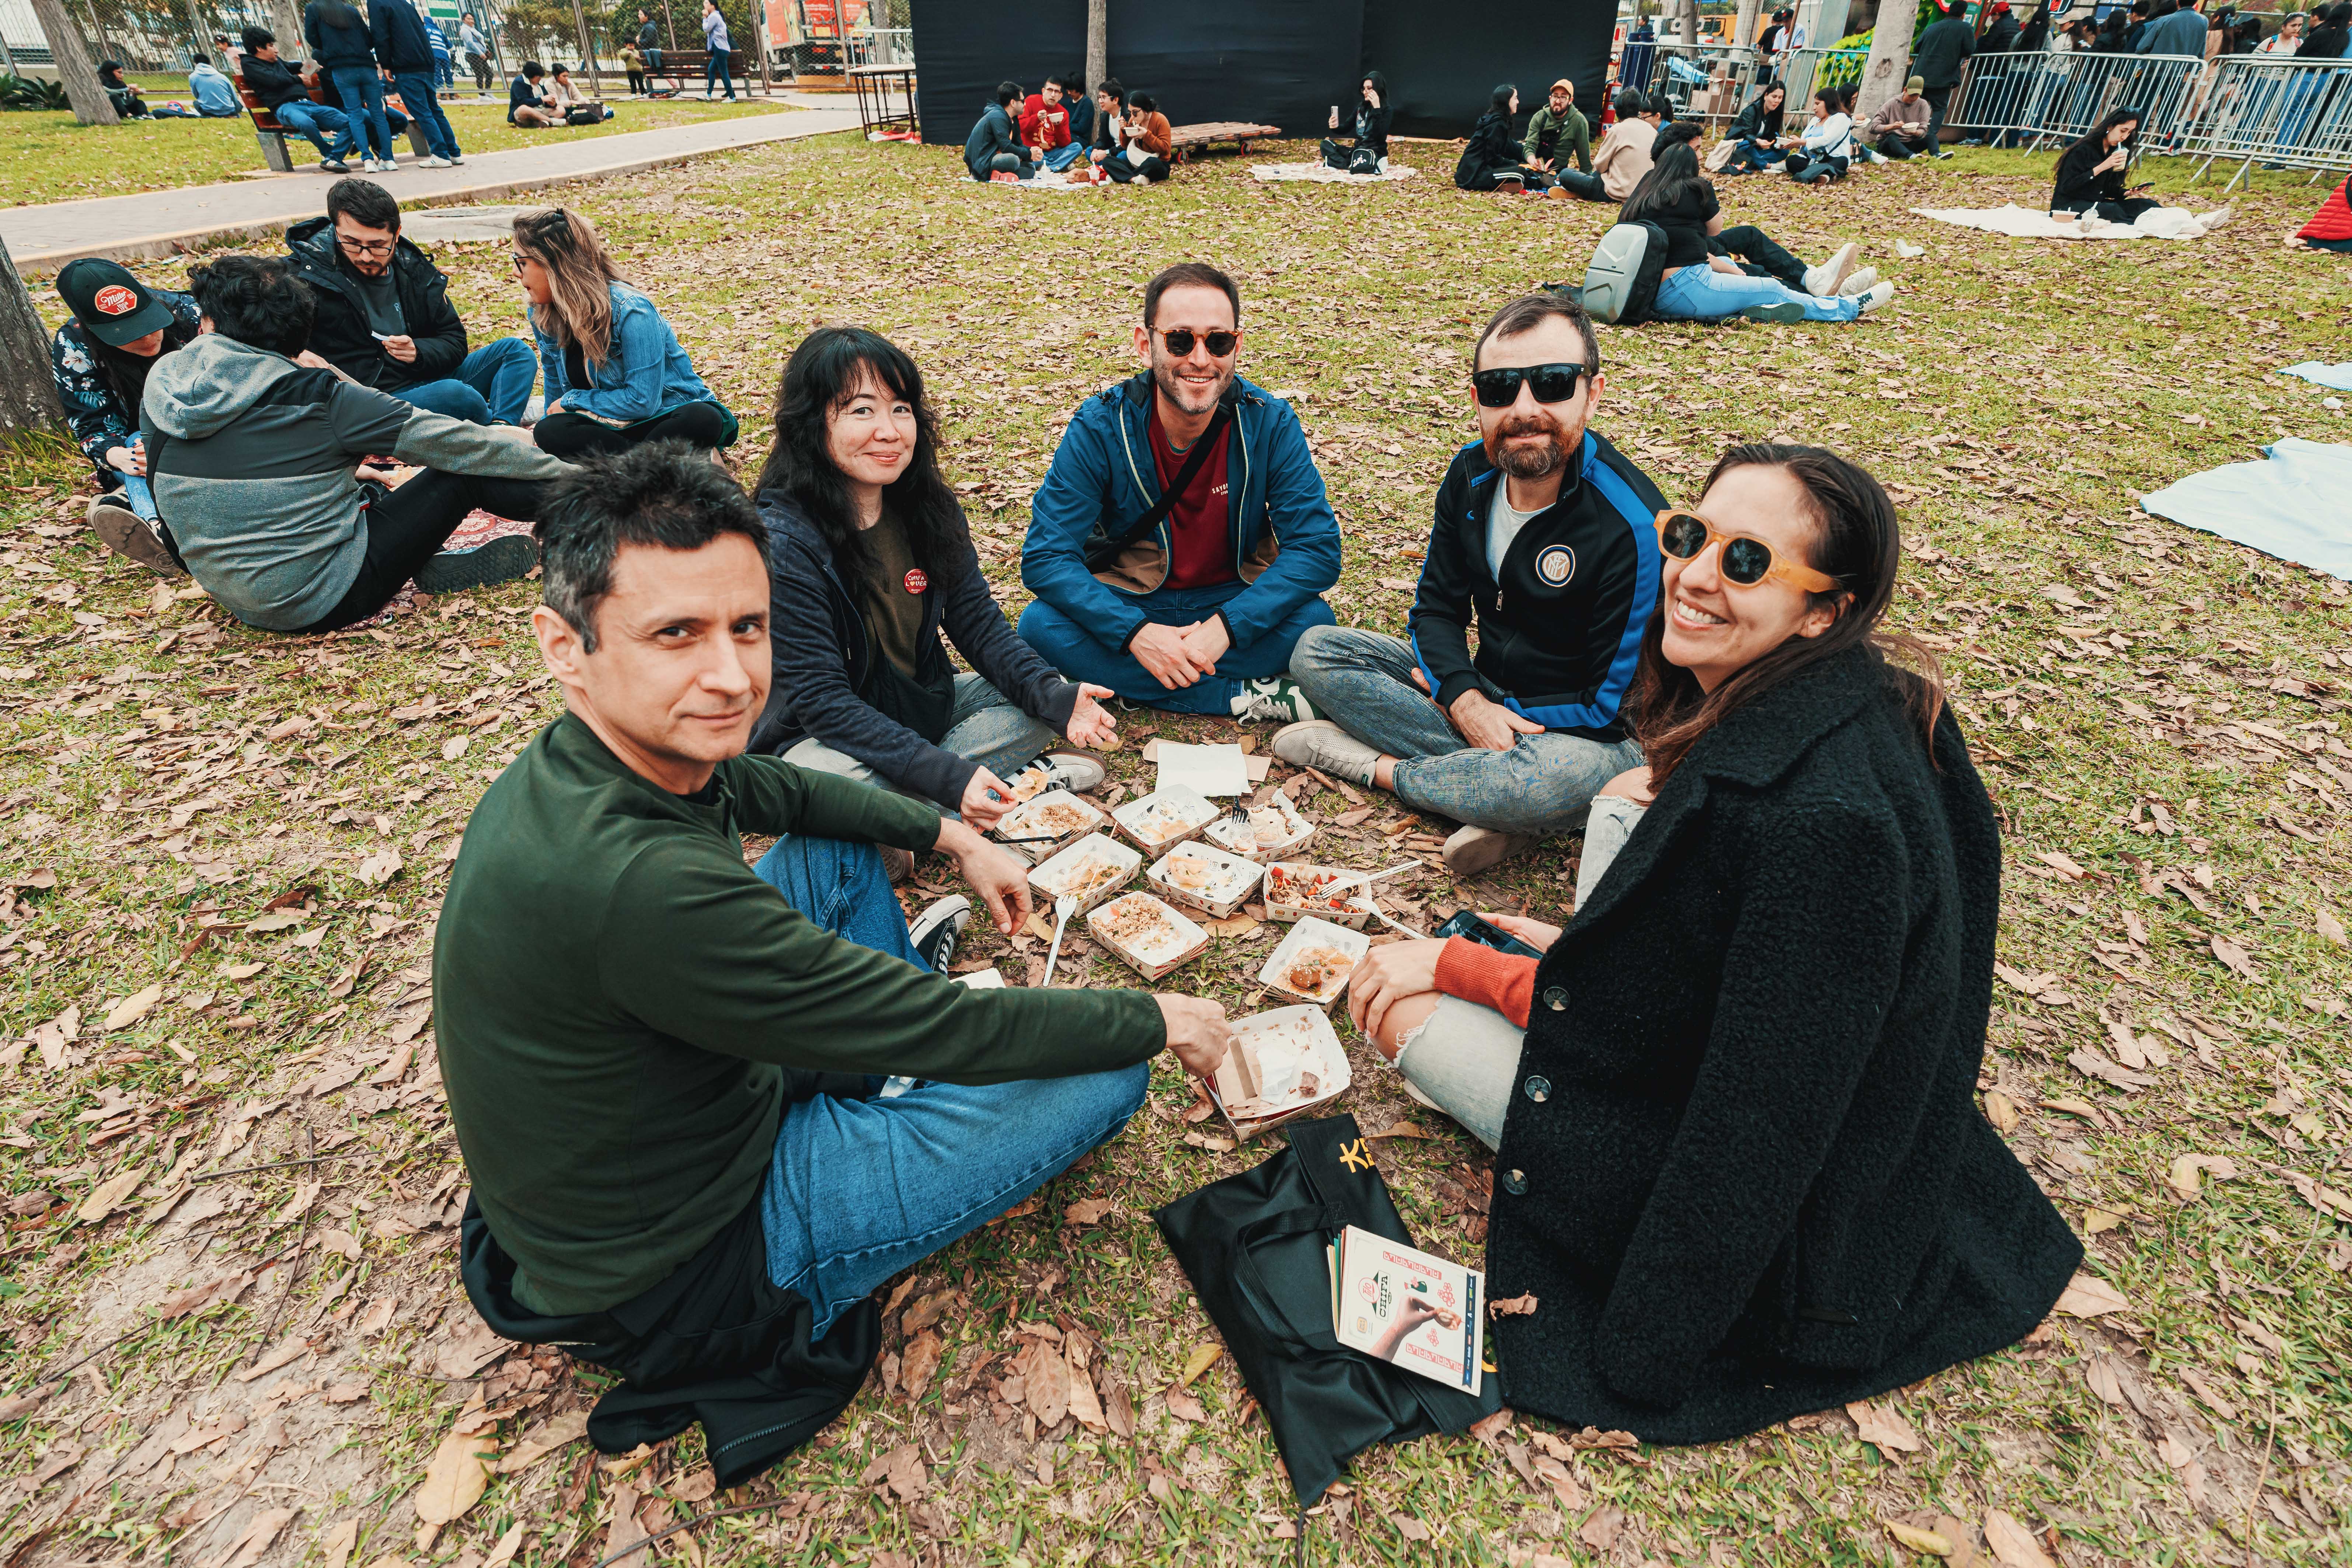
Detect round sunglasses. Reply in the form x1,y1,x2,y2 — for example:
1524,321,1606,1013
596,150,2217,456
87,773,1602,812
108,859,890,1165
1471,362,1588,408
1154,327,1240,358
1653,509,1839,592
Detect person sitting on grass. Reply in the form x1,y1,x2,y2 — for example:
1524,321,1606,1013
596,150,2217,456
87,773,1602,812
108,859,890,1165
284,178,539,425
1590,88,1661,200
1456,84,1553,191
1020,262,1339,722
138,254,567,628
1336,441,2082,1446
186,54,245,117
1723,83,1796,173
1636,128,1893,321
546,63,613,121
1020,76,1086,173
965,80,1035,180
752,326,1120,831
238,27,356,171
1524,79,1593,190
95,60,157,117
2284,174,2352,251
53,259,201,575
2050,108,2160,223
508,61,562,126
439,441,1230,1485
1274,294,1665,878
1863,76,1933,160
515,208,738,459
1093,88,1173,182
1788,86,1858,183
1322,69,1394,170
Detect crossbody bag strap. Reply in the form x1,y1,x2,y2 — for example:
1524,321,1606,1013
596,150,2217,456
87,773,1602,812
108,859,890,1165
1097,400,1234,558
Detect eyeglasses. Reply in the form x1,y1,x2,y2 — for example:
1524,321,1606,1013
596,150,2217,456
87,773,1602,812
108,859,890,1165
510,253,534,273
1471,362,1589,408
1154,328,1239,358
1653,509,1840,592
337,235,396,257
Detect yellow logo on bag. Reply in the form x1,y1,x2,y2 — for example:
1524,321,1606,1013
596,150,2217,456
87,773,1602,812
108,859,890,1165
1338,1139,1373,1173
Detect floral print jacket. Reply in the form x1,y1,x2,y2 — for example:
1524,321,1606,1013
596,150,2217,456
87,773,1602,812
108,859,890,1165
50,290,202,470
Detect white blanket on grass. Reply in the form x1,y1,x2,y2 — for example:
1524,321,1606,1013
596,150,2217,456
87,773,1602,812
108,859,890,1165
1910,202,2232,240
2140,439,2352,581
1251,160,1418,184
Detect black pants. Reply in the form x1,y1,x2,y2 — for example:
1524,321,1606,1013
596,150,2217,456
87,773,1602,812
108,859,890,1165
1922,84,1953,150
627,69,645,93
1554,167,1609,201
2056,197,2160,224
1459,164,1549,192
1711,224,1807,290
1103,153,1169,183
534,401,734,460
292,470,549,634
1875,131,1920,160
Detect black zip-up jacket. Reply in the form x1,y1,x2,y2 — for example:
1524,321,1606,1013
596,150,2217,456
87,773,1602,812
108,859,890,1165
1731,93,1784,143
240,53,314,111
284,215,469,392
1454,109,1521,186
1408,432,1666,742
751,490,1082,808
303,0,377,69
2050,137,2128,206
369,0,438,74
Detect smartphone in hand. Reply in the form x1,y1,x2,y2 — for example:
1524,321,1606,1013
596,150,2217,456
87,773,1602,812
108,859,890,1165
1432,910,1545,960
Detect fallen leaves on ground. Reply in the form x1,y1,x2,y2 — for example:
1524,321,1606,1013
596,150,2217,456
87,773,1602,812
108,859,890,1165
412,1410,498,1525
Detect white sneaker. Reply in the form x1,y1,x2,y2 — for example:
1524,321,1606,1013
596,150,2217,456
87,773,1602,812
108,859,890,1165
359,158,380,171
1270,719,1380,787
2197,203,2235,230
1858,280,1898,315
422,155,452,167
1838,266,1880,296
448,153,466,164
1009,752,1106,795
1229,677,1318,724
1802,242,1860,298
379,154,400,170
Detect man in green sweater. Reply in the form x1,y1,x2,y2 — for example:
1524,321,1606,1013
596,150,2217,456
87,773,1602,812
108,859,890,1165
438,442,1230,1482
1524,79,1595,192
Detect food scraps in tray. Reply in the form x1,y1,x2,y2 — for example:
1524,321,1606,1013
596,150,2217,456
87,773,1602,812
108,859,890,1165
1265,863,1373,915
1096,892,1180,951
1217,1006,1348,1122
1115,786,1218,849
1284,945,1356,999
1013,797,1100,839
1206,796,1310,853
1039,854,1128,905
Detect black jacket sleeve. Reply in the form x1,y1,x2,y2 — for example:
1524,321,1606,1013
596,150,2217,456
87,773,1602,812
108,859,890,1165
1407,467,1486,711
398,256,469,381
932,508,1082,739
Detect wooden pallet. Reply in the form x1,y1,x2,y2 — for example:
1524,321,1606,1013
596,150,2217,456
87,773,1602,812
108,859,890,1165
1167,121,1281,163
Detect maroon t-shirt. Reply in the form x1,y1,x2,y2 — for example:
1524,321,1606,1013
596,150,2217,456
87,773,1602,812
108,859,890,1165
1146,403,1237,592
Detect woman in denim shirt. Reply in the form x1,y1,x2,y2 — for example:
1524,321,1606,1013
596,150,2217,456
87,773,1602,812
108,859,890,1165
512,208,738,459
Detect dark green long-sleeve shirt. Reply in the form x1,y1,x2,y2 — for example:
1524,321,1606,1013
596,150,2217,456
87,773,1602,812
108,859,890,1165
433,713,1166,1314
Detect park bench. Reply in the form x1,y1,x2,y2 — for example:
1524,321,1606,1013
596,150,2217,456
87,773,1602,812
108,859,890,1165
1167,121,1280,164
641,49,759,98
236,72,428,173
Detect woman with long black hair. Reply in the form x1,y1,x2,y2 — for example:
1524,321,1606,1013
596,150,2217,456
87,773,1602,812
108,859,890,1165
305,0,396,170
1321,69,1394,170
1724,81,1794,171
750,326,1119,826
2050,107,2159,221
1454,84,1552,191
1343,442,2083,1443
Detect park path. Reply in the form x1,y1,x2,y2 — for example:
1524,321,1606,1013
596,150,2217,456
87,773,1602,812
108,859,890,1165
1,95,859,270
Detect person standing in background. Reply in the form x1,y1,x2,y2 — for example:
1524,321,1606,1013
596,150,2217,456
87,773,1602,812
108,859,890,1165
621,40,647,94
306,0,397,171
701,0,734,101
371,0,464,165
1912,0,1977,155
461,15,494,91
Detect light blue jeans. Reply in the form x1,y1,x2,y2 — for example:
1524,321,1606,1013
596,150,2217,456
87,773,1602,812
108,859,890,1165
330,65,395,161
1286,626,1643,838
1041,142,1086,172
397,338,539,425
273,99,352,160
108,472,158,522
780,672,1058,813
1654,265,1861,324
749,832,1149,1337
391,69,459,158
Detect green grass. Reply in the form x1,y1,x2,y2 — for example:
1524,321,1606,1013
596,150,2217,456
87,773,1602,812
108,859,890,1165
0,131,2346,1567
0,96,788,207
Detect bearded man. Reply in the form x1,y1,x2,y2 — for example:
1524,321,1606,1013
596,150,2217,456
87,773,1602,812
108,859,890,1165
1273,293,1667,876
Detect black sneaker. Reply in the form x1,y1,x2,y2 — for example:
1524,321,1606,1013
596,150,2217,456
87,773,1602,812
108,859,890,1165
909,895,972,972
86,495,186,576
412,535,537,594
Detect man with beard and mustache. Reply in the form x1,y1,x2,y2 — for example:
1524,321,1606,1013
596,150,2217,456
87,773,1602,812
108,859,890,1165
1273,293,1666,876
1019,262,1341,719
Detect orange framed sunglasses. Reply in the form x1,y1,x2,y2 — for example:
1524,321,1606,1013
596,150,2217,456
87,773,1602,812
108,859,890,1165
1652,509,1840,593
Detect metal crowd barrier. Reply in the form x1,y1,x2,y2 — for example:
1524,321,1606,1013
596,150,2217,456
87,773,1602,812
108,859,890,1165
1625,38,1763,122
2185,55,2352,188
1772,45,1870,115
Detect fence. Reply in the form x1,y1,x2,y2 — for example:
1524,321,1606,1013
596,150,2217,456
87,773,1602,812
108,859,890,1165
1772,43,1868,116
1623,38,1762,120
2185,55,2352,188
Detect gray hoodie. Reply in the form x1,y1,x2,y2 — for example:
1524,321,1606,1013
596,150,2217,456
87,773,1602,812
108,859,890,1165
144,334,571,631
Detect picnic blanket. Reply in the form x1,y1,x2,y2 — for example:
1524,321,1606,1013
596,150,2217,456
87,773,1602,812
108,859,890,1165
2283,362,2352,392
2140,439,2352,582
972,169,1112,193
1910,202,2232,241
1251,160,1419,184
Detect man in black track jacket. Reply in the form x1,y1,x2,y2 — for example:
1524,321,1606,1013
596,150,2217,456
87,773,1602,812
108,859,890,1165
1275,293,1666,876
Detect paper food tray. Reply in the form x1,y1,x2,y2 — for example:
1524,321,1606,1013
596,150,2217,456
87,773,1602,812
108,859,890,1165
1257,915,1372,1009
1111,784,1221,857
1202,793,1316,863
1262,862,1378,929
1209,1003,1353,1140
992,790,1110,865
952,967,1006,989
1146,840,1266,919
1086,892,1211,981
1027,833,1142,915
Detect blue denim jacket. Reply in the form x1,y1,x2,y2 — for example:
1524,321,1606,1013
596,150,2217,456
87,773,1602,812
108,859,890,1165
533,283,714,426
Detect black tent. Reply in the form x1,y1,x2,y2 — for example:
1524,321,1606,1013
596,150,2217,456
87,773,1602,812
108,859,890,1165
909,0,1616,148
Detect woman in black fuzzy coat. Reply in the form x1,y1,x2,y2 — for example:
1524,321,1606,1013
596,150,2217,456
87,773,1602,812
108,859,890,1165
1346,443,2083,1441
1455,84,1552,191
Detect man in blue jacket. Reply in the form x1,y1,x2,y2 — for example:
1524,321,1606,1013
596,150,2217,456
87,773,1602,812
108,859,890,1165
1020,264,1341,721
964,82,1033,180
370,0,463,164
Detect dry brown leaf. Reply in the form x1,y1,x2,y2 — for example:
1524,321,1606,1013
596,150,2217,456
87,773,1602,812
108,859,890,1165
412,1417,496,1524
2209,935,2257,979
220,961,267,980
1066,1344,1108,1432
2081,1207,2124,1235
1982,1090,2019,1133
1366,1119,1433,1140
213,1506,296,1568
2166,1152,2238,1199
495,1411,587,1473
1164,1387,1207,1422
357,848,404,887
1177,1342,1224,1387
1467,1407,1513,1443
1846,1400,1924,1454
1202,913,1259,937
600,1485,648,1568
900,1330,942,1403
317,1518,360,1568
103,984,163,1031
1886,1520,1954,1556
1021,1336,1070,1427
1390,1513,1431,1541
76,1164,145,1225
2318,906,2347,946
1982,1509,2054,1568
2083,1355,2130,1408
480,1522,527,1568
1577,1503,1626,1551
2053,1272,2129,1318
901,1288,957,1335
1530,1453,1587,1510
1062,1196,1115,1226
1489,1292,1538,1317
234,1335,311,1382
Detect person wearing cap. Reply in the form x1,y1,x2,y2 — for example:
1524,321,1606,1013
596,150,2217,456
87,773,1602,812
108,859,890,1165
283,178,538,425
1523,80,1593,187
1863,77,1934,158
51,259,200,576
238,27,357,171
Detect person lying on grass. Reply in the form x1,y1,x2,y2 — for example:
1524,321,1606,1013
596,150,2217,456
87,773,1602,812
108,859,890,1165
1339,441,2081,1443
437,440,1230,1485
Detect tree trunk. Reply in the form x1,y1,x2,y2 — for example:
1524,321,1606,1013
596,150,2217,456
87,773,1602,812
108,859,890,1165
0,236,64,438
1086,0,1105,94
30,0,119,124
1735,0,1763,51
272,0,306,62
1856,0,1919,117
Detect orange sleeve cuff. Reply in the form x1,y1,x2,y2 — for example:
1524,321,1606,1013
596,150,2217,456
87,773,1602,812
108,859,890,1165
1435,936,1538,1031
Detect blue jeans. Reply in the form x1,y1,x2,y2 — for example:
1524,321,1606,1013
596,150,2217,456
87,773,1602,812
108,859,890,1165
1729,140,1785,171
396,337,538,424
1017,579,1336,716
749,834,1149,1338
274,98,352,160
705,48,732,97
1041,142,1085,172
392,69,459,157
1654,265,1860,323
781,672,1058,812
330,66,394,160
1286,626,1644,837
104,471,158,522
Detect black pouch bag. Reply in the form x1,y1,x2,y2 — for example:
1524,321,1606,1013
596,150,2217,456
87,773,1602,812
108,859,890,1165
1152,1114,1501,1507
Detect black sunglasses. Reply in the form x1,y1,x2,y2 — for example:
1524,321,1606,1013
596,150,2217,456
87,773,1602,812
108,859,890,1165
1156,328,1240,358
1471,362,1589,408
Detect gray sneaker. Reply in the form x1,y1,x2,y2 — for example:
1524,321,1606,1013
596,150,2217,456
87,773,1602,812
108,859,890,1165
1270,719,1379,787
1033,752,1105,792
86,495,186,576
412,535,538,594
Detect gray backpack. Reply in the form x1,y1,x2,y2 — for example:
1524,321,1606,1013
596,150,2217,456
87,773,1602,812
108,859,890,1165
1570,220,1669,326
